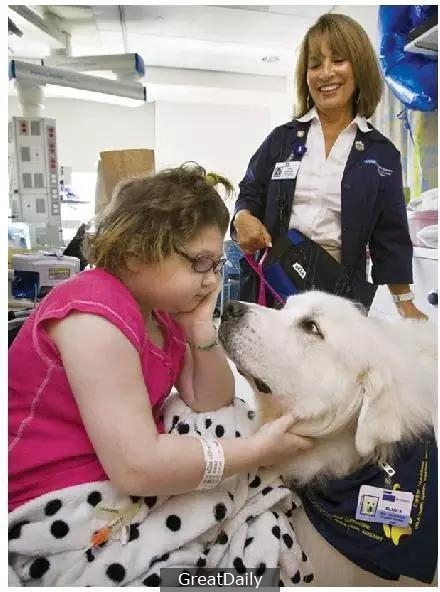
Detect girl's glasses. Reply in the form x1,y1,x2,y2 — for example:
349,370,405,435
176,249,226,274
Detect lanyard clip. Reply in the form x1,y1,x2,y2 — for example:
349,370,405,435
378,459,395,488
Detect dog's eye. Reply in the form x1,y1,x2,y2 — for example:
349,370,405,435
299,318,323,338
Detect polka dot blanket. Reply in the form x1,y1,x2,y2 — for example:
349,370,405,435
8,394,314,586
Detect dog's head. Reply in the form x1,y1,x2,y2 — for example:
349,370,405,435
219,292,407,459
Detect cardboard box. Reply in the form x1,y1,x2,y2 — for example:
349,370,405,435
95,148,155,215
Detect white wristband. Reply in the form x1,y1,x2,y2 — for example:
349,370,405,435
195,436,225,490
392,290,415,303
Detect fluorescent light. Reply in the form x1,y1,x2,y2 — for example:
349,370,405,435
43,53,145,78
9,60,146,102
41,85,147,107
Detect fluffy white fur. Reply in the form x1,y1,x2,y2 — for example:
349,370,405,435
219,291,437,485
219,291,437,586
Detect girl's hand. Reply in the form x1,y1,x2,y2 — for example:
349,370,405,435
250,415,313,467
234,211,272,254
172,275,221,334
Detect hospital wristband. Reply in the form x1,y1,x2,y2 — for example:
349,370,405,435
195,436,225,490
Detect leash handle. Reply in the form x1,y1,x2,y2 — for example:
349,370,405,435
243,250,284,306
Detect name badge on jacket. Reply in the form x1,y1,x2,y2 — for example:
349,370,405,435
271,161,300,180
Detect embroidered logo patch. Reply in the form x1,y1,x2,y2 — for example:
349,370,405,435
292,262,306,279
364,159,393,177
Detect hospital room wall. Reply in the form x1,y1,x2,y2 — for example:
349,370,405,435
8,95,273,205
8,96,156,174
154,101,270,192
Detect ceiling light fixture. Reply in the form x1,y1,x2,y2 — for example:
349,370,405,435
9,59,146,102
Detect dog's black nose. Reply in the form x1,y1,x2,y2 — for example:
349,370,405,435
221,300,247,322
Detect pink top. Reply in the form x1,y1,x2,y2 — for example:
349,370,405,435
8,268,187,511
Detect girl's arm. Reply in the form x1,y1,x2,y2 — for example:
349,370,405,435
173,275,235,412
48,312,311,497
174,333,235,412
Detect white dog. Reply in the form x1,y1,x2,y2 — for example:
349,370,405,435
219,291,437,586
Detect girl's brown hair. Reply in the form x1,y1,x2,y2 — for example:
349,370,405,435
85,163,232,273
295,13,383,119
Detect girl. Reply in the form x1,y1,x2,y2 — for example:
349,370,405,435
9,163,311,511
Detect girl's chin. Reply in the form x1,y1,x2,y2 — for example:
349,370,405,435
158,294,206,315
172,300,202,314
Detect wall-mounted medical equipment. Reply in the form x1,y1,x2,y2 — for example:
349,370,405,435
8,51,148,248
9,115,63,247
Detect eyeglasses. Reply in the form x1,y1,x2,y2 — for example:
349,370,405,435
176,249,227,274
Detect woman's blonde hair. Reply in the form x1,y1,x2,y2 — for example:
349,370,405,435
295,13,383,119
84,163,232,273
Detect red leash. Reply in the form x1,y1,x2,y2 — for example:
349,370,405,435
243,249,284,306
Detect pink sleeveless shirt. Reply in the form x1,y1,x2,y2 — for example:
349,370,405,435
8,268,187,511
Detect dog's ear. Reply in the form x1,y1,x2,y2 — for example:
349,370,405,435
355,367,403,457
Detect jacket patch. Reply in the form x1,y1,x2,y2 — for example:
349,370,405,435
364,159,393,177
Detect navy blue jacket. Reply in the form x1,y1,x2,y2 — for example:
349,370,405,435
234,119,413,303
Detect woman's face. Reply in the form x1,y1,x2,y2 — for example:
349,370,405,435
124,225,225,315
306,35,356,118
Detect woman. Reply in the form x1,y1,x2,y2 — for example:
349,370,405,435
233,13,426,319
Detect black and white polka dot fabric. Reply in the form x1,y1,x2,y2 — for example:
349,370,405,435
8,396,314,586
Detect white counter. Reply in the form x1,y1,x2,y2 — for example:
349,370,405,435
413,247,438,260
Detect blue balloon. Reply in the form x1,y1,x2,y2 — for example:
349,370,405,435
378,5,437,112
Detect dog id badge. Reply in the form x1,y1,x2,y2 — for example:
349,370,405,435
271,161,300,180
355,485,413,527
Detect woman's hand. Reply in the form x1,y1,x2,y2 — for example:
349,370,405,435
234,210,272,254
250,415,313,467
396,301,428,320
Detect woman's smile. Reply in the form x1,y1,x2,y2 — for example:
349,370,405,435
318,83,342,94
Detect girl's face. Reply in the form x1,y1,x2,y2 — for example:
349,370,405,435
124,225,225,315
306,34,356,119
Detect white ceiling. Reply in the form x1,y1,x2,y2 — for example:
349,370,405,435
8,4,379,103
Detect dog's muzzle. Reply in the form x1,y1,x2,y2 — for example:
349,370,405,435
218,300,247,353
221,300,247,322
219,300,247,346
219,301,272,394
